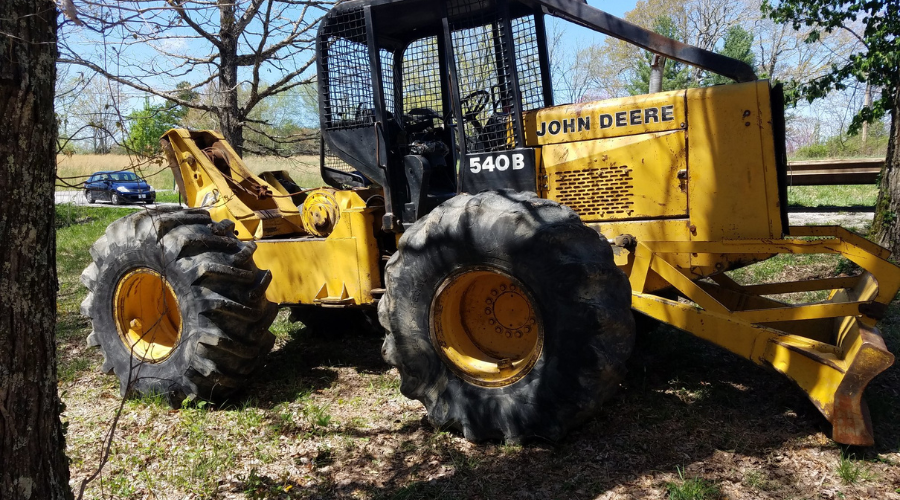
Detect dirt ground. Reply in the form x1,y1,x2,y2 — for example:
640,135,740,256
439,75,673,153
788,211,874,230
58,207,899,499
61,304,900,500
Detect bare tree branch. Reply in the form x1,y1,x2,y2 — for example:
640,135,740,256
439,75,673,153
60,0,332,155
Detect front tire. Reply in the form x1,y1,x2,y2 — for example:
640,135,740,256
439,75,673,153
379,191,635,443
111,192,121,205
80,209,277,406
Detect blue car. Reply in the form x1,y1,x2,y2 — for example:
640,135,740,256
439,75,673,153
84,170,156,205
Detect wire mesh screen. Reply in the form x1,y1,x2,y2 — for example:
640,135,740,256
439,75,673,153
449,0,517,153
322,139,356,174
402,37,444,117
512,15,545,111
381,48,396,114
320,8,374,130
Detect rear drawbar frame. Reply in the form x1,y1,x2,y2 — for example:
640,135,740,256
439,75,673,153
626,226,900,446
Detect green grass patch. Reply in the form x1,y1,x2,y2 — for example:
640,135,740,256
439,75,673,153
666,466,721,500
56,204,134,279
727,252,842,284
787,185,877,208
743,470,777,491
837,452,873,484
56,204,136,381
154,190,183,204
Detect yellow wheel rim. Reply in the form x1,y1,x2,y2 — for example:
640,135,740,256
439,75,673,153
114,268,182,363
431,268,544,387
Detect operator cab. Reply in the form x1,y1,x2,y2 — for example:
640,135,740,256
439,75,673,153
316,0,756,231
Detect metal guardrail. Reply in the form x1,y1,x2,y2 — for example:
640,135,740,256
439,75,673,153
787,158,884,186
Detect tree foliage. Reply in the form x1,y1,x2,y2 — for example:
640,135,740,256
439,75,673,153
705,25,756,85
556,0,855,101
125,102,186,156
764,0,899,252
763,0,899,132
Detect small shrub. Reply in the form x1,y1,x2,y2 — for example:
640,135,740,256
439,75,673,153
305,403,333,429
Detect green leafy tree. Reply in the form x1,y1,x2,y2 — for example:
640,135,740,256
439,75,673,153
705,26,756,86
626,16,694,95
125,102,185,156
764,0,899,251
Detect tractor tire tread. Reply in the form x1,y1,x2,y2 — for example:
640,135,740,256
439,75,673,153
81,209,276,406
379,190,634,444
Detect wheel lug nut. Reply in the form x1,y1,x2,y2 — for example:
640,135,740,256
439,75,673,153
491,289,498,296
505,331,511,338
495,327,502,334
500,285,507,291
515,331,523,338
489,319,495,325
485,298,492,305
484,308,492,315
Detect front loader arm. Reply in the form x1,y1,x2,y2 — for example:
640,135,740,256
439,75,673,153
160,128,305,240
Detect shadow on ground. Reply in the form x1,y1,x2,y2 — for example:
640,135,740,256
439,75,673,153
231,308,900,499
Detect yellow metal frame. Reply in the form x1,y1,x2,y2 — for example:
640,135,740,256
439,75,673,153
525,80,900,445
253,189,384,306
161,129,385,308
623,226,900,446
162,129,305,240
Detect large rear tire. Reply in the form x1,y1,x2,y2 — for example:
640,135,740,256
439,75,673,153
81,209,277,406
378,191,635,443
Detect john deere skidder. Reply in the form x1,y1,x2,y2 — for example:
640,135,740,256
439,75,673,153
82,0,900,445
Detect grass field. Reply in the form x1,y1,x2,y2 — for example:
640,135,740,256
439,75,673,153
55,204,900,499
57,154,881,212
56,154,324,193
787,185,879,208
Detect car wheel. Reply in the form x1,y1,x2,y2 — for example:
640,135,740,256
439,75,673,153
85,190,94,204
111,192,121,205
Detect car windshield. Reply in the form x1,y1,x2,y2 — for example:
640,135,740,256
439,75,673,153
109,172,139,182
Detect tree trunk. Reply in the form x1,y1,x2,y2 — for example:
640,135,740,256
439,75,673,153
218,0,244,156
649,54,665,93
0,2,73,499
861,81,872,153
872,85,900,255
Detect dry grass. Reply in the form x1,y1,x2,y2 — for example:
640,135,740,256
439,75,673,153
56,154,324,193
56,206,900,500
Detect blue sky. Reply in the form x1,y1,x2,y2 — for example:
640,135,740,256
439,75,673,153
559,0,638,46
60,0,642,130
587,1,637,21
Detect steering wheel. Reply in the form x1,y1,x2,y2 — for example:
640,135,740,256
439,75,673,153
460,90,491,121
405,107,443,132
